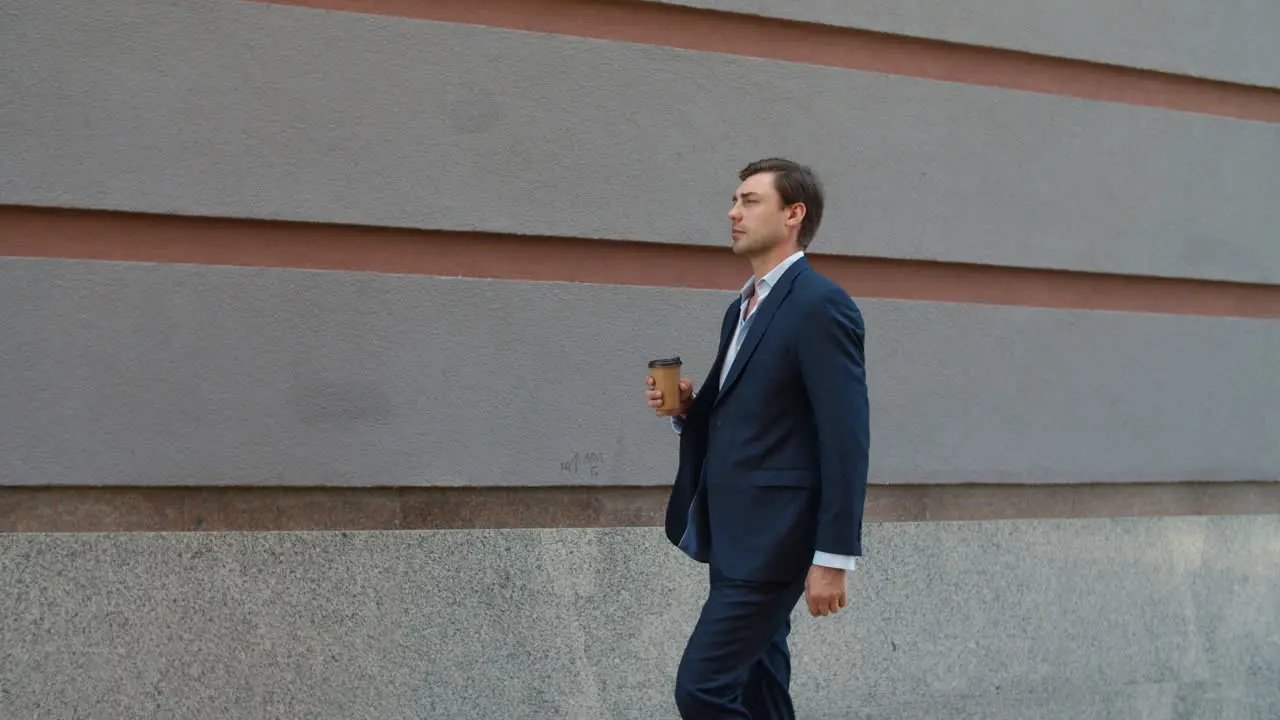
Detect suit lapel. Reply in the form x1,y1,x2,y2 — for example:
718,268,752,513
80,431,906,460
713,302,738,371
715,259,808,406
698,301,739,407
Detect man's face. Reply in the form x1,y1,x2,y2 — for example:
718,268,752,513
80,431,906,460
728,172,795,257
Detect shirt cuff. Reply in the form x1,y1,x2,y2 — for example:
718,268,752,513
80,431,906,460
812,551,857,571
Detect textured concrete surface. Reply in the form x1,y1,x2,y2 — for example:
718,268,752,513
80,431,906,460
3,0,1279,283
648,0,1280,87
2,515,1278,718
2,257,1277,487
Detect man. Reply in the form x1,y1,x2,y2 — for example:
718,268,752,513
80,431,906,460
644,158,870,719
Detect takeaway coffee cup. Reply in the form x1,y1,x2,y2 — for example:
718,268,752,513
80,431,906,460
648,356,683,415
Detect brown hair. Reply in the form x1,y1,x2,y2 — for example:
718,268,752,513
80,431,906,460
739,158,825,248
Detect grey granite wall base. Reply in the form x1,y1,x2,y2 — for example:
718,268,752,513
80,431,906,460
3,515,1277,718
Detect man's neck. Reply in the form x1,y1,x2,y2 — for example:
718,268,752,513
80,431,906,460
748,244,801,281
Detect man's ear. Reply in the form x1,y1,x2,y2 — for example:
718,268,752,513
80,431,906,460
785,202,807,229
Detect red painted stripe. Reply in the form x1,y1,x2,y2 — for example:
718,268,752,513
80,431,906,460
3,205,1280,318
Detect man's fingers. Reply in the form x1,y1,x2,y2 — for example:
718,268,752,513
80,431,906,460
806,566,850,617
806,591,845,617
645,381,665,411
809,592,832,617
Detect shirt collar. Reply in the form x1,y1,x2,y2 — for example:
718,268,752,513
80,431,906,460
740,250,806,300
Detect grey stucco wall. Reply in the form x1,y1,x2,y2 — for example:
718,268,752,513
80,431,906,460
646,0,1280,88
3,515,1278,718
3,0,1279,284
2,258,1276,487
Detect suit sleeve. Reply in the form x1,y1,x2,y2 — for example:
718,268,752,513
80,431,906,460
797,289,870,558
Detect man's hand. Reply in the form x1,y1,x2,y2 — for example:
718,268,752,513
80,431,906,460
645,376,694,418
804,565,848,617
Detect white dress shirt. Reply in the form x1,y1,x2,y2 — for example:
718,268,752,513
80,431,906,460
673,250,857,572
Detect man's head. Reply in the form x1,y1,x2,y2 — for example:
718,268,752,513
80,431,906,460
729,158,825,258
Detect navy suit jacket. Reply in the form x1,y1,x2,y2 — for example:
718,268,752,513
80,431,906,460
664,257,871,583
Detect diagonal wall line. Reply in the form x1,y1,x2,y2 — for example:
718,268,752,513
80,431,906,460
252,0,1280,123
4,205,1280,318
